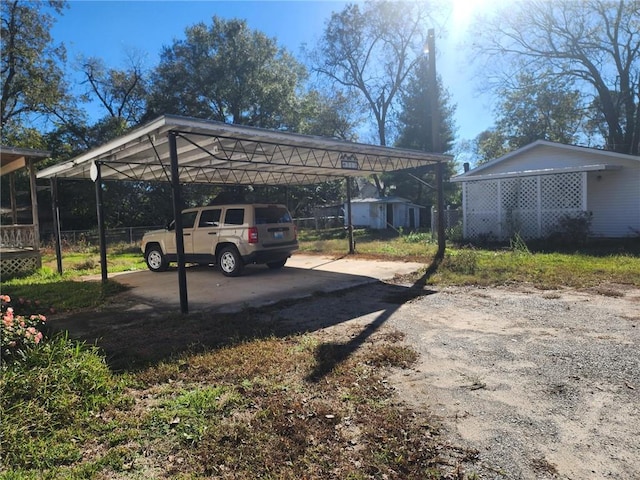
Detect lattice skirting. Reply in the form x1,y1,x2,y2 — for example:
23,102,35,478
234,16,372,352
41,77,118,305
1,252,41,278
463,172,585,240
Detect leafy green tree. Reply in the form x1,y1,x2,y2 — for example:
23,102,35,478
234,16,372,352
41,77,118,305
472,129,509,166
473,0,640,155
146,16,306,129
1,0,67,136
472,73,585,164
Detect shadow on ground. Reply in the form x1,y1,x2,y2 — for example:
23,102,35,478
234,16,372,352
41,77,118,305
49,258,441,376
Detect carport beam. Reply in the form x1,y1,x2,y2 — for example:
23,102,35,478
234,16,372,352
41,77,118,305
169,131,189,314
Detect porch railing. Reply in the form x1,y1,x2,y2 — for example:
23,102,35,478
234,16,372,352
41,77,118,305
0,224,38,250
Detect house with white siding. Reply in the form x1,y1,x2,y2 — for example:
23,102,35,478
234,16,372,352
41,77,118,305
451,140,640,240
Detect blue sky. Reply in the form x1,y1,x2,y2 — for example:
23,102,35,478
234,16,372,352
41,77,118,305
50,0,497,148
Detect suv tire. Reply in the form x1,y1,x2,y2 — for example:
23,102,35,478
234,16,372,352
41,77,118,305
219,246,243,277
145,244,168,272
266,259,287,270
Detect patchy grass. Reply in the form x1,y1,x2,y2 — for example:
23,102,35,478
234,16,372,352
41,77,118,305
428,249,640,289
298,228,640,288
2,271,127,314
1,324,477,479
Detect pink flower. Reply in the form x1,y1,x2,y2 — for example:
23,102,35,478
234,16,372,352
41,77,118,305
34,332,43,344
0,294,10,303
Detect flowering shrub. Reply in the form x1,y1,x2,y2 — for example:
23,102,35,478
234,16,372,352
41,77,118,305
1,294,47,363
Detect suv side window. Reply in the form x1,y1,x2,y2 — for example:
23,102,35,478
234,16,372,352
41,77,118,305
182,211,198,229
224,208,245,225
199,209,221,227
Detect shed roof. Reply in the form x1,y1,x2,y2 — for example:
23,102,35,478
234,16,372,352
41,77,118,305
36,115,450,185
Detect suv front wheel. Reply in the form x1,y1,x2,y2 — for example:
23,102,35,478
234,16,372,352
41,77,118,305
218,246,243,277
145,244,168,272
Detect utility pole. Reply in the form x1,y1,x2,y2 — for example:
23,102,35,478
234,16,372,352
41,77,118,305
427,28,446,260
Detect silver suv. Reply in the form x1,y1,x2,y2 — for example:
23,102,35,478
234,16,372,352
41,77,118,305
141,204,298,276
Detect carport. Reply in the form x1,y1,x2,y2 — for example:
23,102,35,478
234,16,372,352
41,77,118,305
37,114,450,313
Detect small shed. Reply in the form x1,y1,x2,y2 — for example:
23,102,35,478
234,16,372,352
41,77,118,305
451,140,640,240
345,196,424,230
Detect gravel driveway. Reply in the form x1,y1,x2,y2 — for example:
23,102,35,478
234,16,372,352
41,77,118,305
267,281,640,479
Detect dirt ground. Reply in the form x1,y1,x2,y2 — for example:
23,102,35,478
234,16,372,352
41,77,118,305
261,281,640,479
52,270,640,479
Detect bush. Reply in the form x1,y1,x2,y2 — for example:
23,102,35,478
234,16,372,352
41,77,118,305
1,295,47,363
549,211,593,246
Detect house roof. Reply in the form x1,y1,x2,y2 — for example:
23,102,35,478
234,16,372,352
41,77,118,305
451,140,639,183
36,114,450,186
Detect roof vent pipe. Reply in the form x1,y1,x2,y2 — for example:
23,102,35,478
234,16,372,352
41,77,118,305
463,162,470,172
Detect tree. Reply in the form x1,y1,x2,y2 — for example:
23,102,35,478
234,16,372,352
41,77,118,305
310,1,432,147
472,73,585,164
473,0,640,155
146,16,306,129
389,57,459,206
1,0,67,136
472,129,509,166
79,54,148,126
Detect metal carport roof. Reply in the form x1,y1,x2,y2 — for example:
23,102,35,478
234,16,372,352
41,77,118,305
37,114,451,313
37,114,449,184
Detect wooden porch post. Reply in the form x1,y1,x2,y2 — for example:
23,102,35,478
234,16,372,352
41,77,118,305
28,158,40,249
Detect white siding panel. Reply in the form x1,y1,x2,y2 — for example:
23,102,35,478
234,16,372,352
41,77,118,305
349,203,371,228
587,166,640,237
475,145,631,176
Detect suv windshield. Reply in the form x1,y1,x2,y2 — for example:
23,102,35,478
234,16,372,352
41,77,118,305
255,206,292,224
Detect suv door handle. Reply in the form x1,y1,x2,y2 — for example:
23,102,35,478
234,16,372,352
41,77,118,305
184,233,191,236
208,232,217,235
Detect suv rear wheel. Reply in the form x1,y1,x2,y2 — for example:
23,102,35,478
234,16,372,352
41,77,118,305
145,244,168,272
218,246,243,277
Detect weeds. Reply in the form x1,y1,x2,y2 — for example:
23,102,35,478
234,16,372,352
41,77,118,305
442,248,479,275
0,335,128,471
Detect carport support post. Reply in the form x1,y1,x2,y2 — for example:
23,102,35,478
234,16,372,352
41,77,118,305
436,161,446,260
94,162,109,284
169,131,189,314
50,177,63,275
346,177,355,254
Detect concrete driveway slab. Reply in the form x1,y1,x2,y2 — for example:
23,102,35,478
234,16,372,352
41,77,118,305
109,254,424,313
